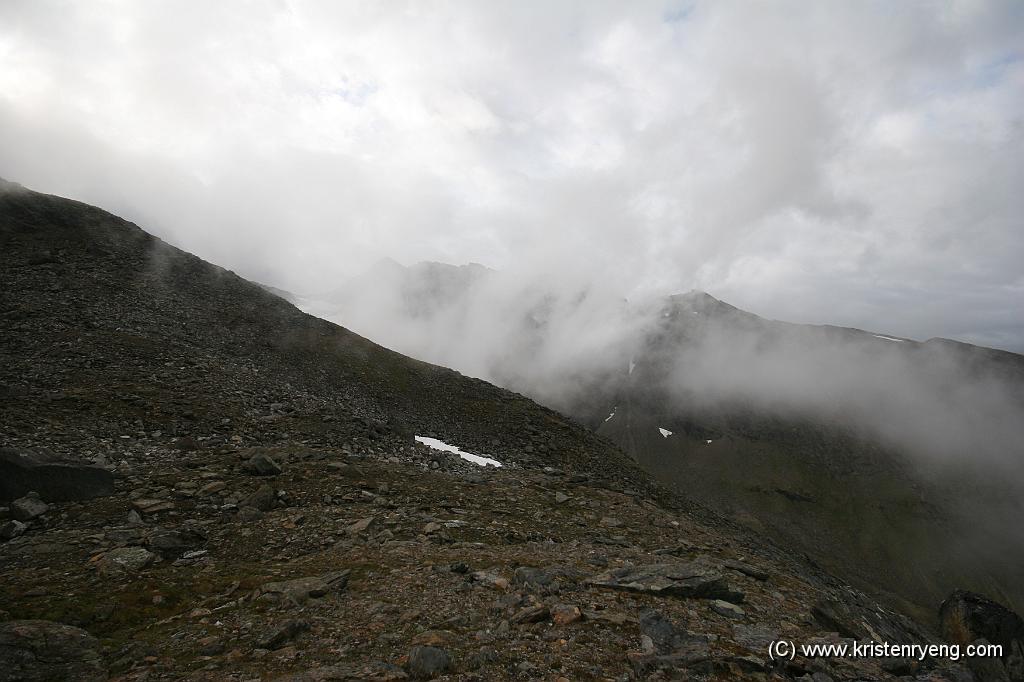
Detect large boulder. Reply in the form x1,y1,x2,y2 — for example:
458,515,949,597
96,547,157,578
586,562,743,602
940,591,1024,651
407,645,451,679
257,571,350,605
940,591,1024,681
241,450,283,476
0,520,27,542
0,620,106,681
0,448,113,504
629,609,711,677
146,527,206,559
9,492,48,521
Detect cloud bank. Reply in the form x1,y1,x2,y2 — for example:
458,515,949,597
0,1,1021,349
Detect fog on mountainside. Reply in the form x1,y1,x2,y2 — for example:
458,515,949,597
304,261,1024,479
305,262,1024,616
303,261,651,413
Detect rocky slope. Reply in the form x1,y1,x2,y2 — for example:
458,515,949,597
0,180,1019,681
593,292,1024,624
305,257,1024,626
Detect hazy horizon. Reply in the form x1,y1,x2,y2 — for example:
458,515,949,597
1,1,1022,351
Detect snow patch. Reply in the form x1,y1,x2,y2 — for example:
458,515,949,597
658,427,673,438
604,408,617,423
872,334,905,343
415,436,502,467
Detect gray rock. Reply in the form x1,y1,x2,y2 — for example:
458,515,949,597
0,448,114,504
630,610,711,677
10,492,48,521
241,451,283,476
407,645,451,679
465,645,500,670
259,571,350,604
347,516,378,536
198,641,226,656
130,497,175,515
639,610,680,655
274,662,408,681
0,519,27,542
711,599,745,619
0,619,106,681
513,566,553,588
963,639,1011,682
939,590,1024,652
586,562,743,602
551,603,582,625
511,605,550,624
242,484,277,512
724,559,769,581
732,623,779,651
812,596,923,644
147,527,205,559
236,506,264,521
256,619,310,650
97,547,157,577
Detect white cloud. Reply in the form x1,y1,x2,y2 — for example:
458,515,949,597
0,0,1021,349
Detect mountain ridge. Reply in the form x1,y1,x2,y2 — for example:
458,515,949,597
300,255,1024,622
2,181,1021,680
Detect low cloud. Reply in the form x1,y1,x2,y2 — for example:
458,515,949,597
0,1,1021,349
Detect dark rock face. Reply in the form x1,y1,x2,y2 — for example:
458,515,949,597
0,620,106,681
940,591,1024,682
0,448,113,504
812,597,923,645
940,591,1024,651
629,609,711,677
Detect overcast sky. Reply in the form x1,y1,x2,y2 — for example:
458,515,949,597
1,1,1021,350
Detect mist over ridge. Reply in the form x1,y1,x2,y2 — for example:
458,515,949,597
2,2,1022,352
4,2,1024,675
303,259,1024,481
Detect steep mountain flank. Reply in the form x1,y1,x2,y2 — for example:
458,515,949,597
0,181,1017,681
593,292,1024,622
306,256,1024,625
0,178,642,486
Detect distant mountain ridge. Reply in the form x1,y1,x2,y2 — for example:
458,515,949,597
593,289,1024,621
4,181,1024,679
306,259,1024,621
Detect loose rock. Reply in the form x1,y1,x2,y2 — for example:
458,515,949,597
0,448,114,504
10,492,48,521
407,645,451,679
97,547,157,577
242,451,283,476
0,620,106,681
586,562,743,602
